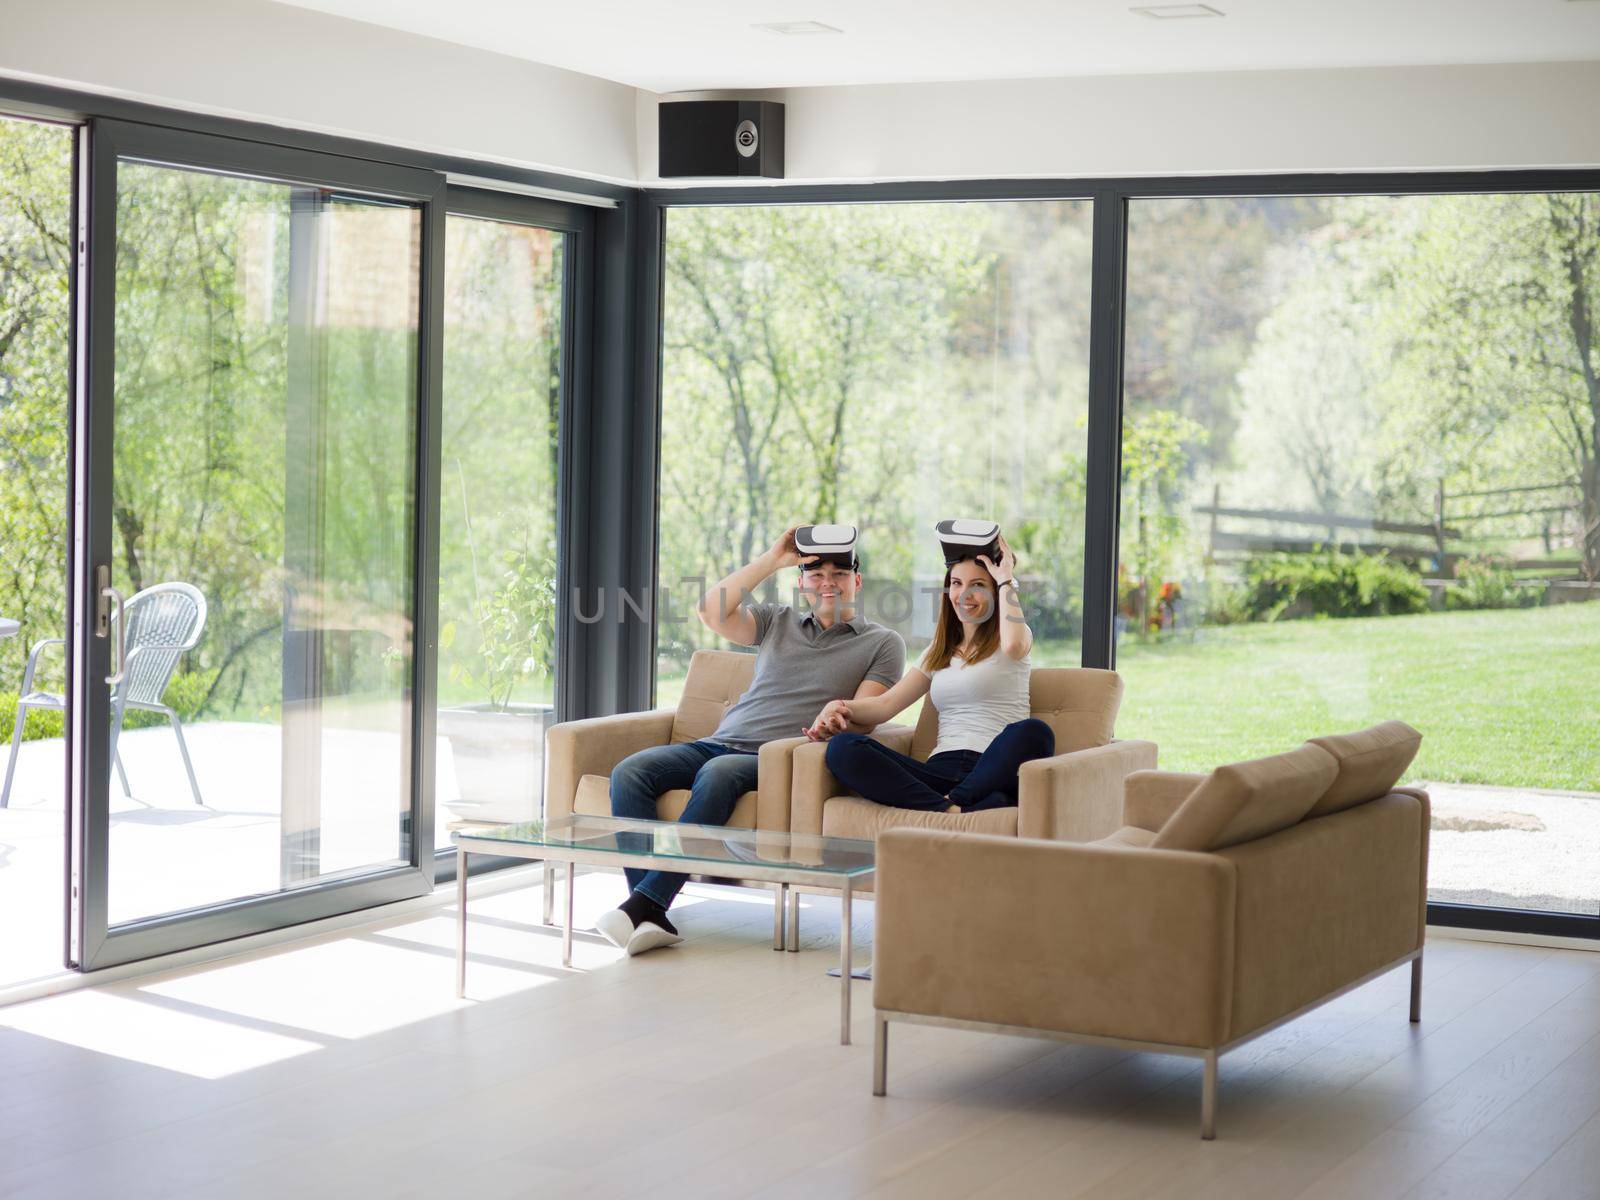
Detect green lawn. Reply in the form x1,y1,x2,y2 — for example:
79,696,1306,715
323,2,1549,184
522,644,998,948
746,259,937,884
1066,605,1599,792
656,604,1599,793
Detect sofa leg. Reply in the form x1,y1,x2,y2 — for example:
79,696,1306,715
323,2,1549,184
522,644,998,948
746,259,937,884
873,1013,888,1096
1200,1051,1217,1140
1410,955,1423,1023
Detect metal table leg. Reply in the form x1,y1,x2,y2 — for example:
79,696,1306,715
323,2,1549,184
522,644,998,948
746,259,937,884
543,860,555,926
455,847,467,999
787,884,799,952
562,861,575,967
840,877,853,1045
774,883,787,950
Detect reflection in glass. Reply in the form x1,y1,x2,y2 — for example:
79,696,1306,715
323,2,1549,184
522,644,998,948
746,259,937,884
109,162,420,924
434,215,563,847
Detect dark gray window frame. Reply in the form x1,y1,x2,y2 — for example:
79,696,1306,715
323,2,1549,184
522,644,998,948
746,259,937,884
0,79,633,968
4,72,1597,948
72,117,448,969
432,187,596,885
639,172,1600,943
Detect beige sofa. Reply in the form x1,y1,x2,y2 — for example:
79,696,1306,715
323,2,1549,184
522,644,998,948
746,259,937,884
790,666,1157,847
542,648,813,922
870,720,1427,1139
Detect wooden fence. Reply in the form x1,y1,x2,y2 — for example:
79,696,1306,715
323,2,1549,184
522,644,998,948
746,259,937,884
1196,479,1583,577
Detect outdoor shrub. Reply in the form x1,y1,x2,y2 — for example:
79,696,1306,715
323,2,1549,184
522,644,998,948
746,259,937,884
1243,550,1429,621
1445,557,1536,611
0,668,218,743
0,692,65,743
1201,582,1252,627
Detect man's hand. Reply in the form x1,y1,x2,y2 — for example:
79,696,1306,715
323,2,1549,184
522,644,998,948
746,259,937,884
765,523,817,572
803,698,853,741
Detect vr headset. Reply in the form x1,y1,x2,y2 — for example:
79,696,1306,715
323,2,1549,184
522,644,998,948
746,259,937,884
936,518,1001,567
794,524,859,571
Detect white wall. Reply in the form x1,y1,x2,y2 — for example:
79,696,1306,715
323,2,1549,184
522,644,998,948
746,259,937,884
4,5,1596,189
642,61,1600,184
0,0,638,185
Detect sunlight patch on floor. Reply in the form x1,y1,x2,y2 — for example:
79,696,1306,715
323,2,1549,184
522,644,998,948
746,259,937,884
0,988,321,1079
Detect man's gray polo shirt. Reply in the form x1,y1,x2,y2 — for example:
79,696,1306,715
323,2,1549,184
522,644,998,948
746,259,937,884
708,604,906,753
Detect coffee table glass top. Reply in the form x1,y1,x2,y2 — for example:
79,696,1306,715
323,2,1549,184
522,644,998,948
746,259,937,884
452,814,875,877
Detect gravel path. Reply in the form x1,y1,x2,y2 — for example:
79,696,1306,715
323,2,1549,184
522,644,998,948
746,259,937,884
1424,780,1599,915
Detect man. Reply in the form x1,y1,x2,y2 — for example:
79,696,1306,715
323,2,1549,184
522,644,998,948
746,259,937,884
596,523,906,956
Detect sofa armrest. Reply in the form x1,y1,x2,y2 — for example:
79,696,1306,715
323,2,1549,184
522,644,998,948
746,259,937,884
1017,739,1159,842
757,736,810,831
545,709,677,821
873,827,1236,1050
789,724,915,836
1123,770,1207,833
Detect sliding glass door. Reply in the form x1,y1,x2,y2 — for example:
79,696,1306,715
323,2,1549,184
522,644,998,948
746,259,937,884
72,120,444,969
433,191,587,860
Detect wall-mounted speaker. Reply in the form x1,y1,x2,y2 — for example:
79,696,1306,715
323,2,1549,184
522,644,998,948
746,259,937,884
659,100,785,179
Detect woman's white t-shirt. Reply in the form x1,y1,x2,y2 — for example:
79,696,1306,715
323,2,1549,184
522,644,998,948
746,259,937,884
913,647,1031,758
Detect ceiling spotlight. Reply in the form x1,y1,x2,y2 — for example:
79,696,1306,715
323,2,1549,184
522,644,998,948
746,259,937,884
753,20,844,35
1131,3,1225,17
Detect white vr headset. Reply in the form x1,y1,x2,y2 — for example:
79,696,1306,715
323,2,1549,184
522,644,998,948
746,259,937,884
794,524,859,570
936,518,1001,566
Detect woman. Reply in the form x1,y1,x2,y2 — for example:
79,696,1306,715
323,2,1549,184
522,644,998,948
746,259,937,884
807,531,1053,814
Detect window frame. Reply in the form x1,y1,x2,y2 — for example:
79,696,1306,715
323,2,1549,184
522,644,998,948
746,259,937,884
642,171,1600,942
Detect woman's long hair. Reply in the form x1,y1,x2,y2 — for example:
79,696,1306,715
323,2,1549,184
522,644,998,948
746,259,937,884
923,563,1000,672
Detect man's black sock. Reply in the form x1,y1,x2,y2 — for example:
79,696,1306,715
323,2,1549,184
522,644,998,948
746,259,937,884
620,890,678,936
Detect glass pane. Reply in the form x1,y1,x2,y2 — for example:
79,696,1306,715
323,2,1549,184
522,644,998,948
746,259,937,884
456,815,877,876
1121,192,1600,917
434,214,563,847
109,160,420,925
0,114,73,985
655,201,1094,713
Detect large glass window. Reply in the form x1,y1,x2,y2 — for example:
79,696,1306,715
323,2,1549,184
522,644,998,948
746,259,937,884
107,160,421,924
1119,192,1600,917
434,211,563,848
0,114,73,985
655,201,1094,705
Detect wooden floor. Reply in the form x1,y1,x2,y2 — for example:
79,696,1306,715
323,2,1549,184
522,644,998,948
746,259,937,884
2,872,1599,1200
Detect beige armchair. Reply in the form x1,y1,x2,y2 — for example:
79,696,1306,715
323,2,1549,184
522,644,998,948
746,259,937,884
542,649,811,921
791,667,1157,847
871,720,1428,1139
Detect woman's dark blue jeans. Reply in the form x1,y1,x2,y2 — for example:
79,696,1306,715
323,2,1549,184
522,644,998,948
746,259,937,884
824,718,1055,814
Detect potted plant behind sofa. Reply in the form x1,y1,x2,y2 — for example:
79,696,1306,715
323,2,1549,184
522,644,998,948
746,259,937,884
438,526,558,827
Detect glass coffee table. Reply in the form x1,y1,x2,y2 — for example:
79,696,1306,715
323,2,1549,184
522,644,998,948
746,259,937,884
452,814,877,1043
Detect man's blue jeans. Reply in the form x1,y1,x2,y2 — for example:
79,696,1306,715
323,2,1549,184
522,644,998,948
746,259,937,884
608,739,759,909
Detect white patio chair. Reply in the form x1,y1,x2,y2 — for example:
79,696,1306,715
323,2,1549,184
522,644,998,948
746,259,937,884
1,582,208,808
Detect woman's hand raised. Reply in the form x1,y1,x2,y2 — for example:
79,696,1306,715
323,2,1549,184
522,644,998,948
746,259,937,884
976,532,1016,586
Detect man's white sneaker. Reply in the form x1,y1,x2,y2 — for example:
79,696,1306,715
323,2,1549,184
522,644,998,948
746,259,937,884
594,907,634,950
625,921,684,956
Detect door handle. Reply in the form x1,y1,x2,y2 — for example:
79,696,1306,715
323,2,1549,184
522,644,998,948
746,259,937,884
95,565,126,686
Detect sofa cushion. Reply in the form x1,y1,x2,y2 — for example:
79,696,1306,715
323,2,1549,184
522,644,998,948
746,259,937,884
1092,824,1158,849
670,650,756,744
1306,721,1422,817
573,773,758,828
821,796,1019,840
1152,744,1339,852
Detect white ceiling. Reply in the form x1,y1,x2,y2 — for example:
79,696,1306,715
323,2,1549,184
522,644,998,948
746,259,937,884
271,0,1600,93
